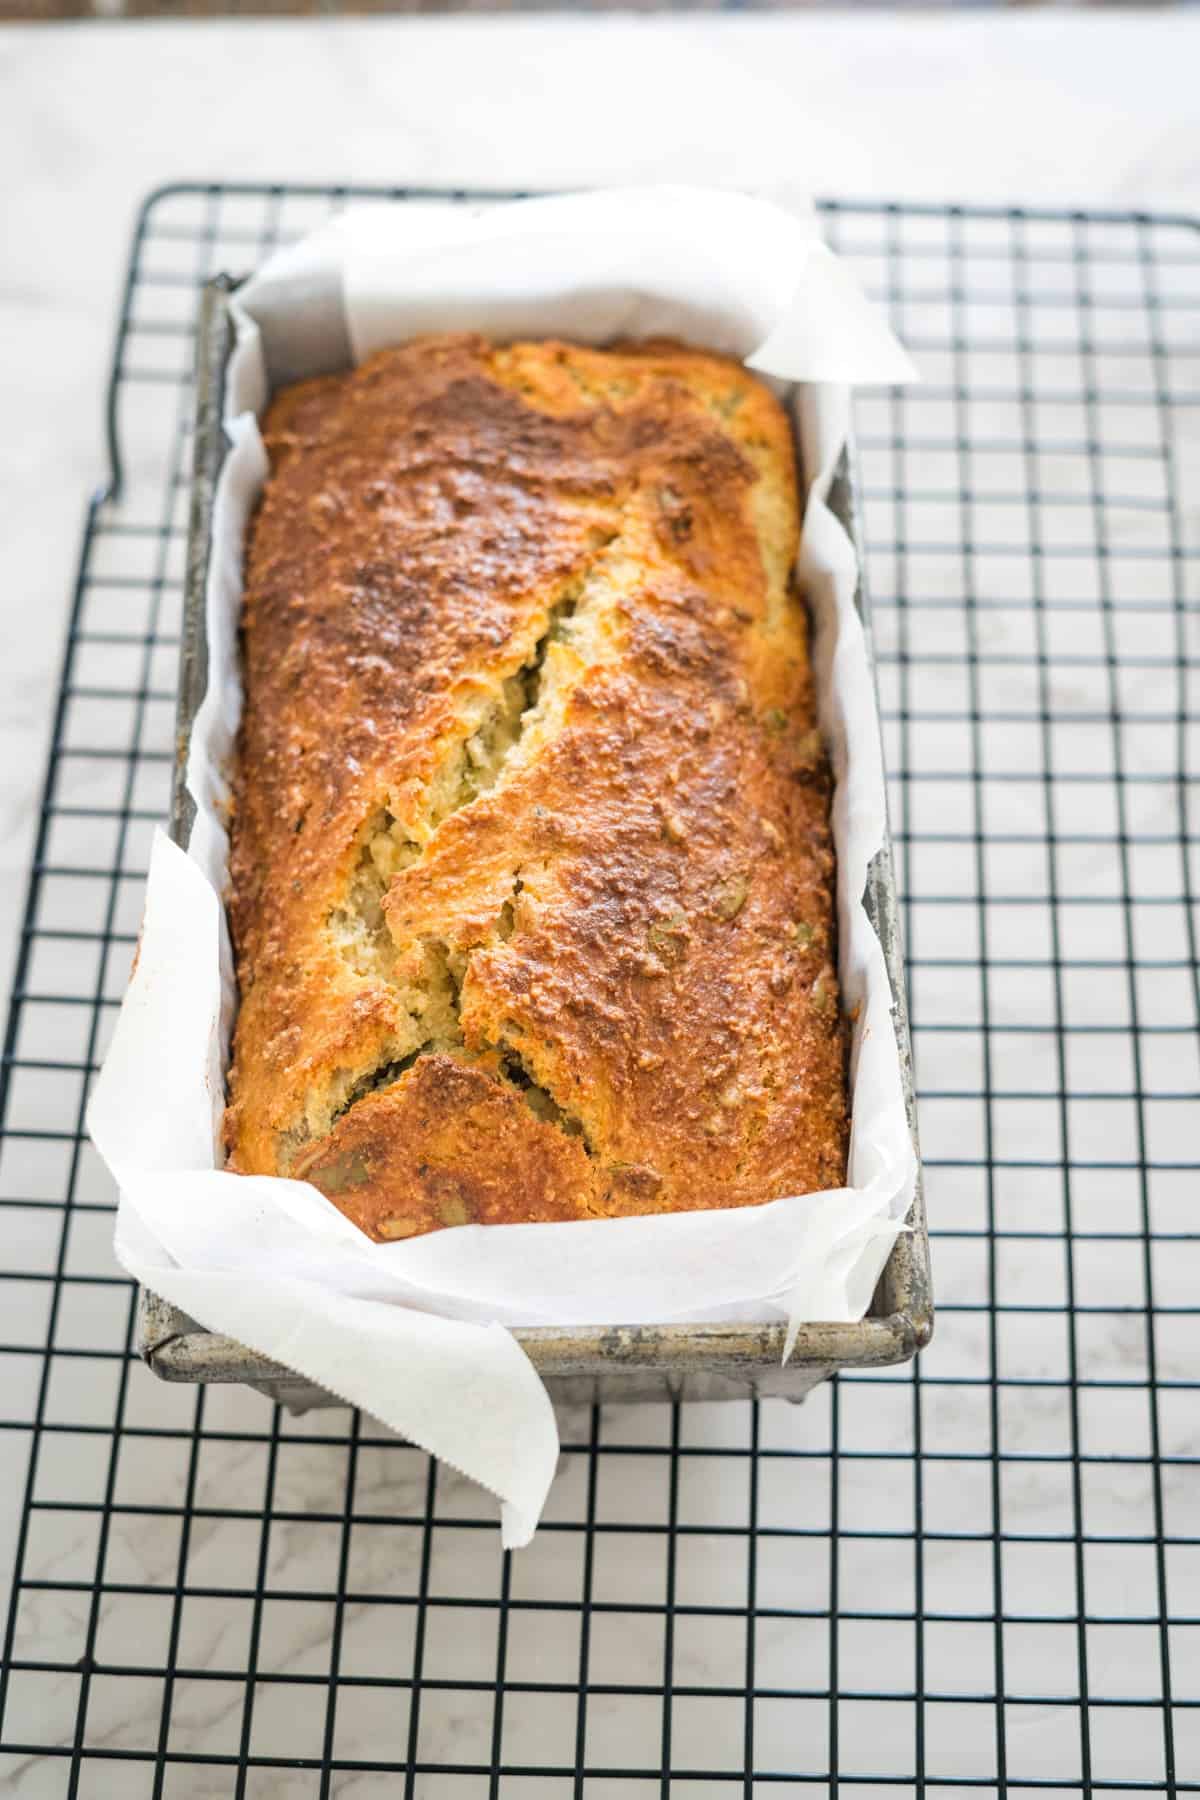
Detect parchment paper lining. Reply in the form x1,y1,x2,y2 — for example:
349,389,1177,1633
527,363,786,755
89,187,917,1545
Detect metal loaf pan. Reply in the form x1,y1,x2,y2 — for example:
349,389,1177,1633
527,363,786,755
138,278,931,1412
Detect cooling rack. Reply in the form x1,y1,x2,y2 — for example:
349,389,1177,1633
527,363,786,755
0,186,1197,1798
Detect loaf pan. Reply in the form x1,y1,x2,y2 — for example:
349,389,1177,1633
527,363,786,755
138,277,930,1411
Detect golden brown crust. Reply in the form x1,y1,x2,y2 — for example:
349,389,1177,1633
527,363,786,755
225,334,848,1239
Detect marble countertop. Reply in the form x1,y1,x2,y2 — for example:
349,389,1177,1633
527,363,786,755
2,10,1199,1006
3,18,1198,1787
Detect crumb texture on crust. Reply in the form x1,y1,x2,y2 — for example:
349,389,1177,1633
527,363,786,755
224,334,848,1240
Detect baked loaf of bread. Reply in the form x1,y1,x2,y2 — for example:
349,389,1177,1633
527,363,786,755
225,334,848,1239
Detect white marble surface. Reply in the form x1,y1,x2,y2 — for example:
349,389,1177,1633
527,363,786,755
1,15,1198,1793
2,9,1200,1007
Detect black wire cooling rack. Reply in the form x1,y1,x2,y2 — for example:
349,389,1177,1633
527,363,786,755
0,186,1197,1799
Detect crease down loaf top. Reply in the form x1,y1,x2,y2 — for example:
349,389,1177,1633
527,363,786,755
225,334,848,1240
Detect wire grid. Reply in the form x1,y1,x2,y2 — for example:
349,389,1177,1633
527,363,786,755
0,186,1197,1798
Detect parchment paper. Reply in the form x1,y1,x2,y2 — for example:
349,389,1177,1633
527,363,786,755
88,187,917,1546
